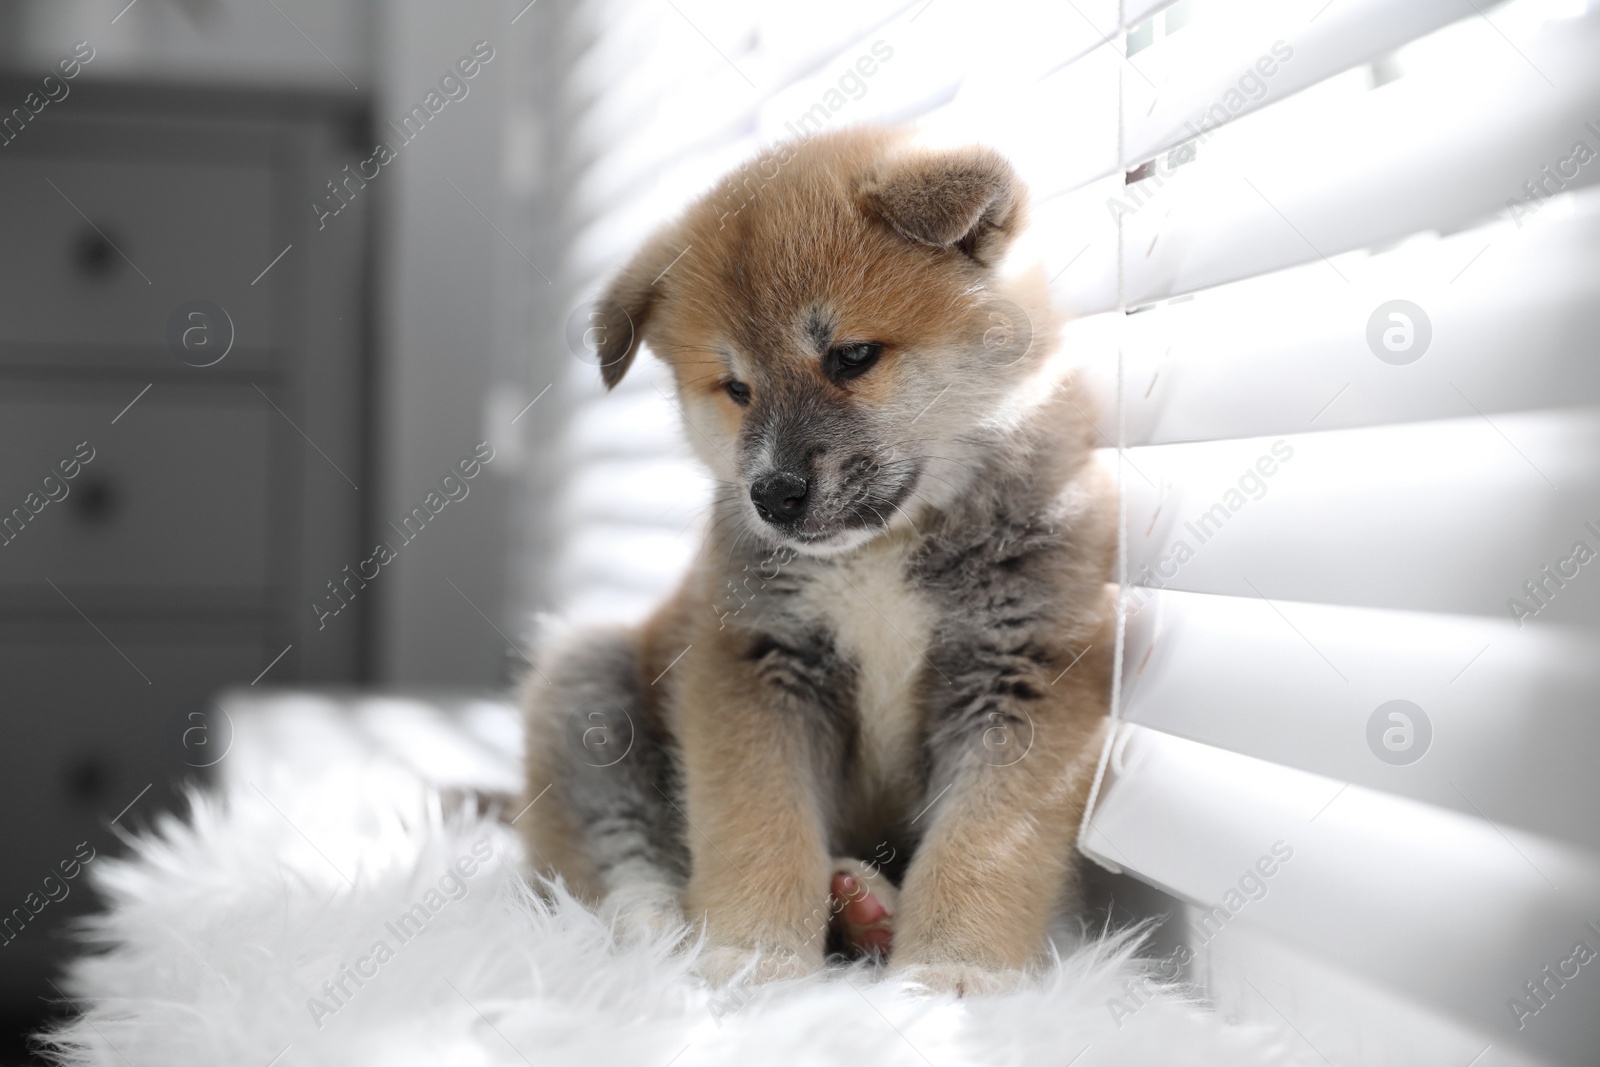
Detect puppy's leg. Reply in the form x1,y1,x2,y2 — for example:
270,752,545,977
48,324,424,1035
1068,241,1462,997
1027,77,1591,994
522,626,688,943
891,641,1112,995
677,636,841,983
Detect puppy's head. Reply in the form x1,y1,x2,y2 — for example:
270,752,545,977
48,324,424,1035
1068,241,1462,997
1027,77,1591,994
592,127,1052,556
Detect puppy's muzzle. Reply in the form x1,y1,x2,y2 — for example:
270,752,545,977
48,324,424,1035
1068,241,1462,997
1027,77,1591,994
750,471,810,526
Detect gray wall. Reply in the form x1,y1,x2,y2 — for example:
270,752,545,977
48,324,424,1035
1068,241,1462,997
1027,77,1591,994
370,0,535,686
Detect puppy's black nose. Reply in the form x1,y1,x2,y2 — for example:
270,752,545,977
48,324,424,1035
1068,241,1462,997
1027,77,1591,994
750,472,810,524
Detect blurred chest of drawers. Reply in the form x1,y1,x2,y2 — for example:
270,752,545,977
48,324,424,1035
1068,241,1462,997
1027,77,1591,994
0,79,372,996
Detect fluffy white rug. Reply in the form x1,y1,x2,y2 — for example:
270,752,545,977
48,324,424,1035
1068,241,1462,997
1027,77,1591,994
40,770,1309,1066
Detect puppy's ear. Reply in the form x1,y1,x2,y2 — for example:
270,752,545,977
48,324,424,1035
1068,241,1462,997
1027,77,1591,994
592,229,684,389
861,145,1025,265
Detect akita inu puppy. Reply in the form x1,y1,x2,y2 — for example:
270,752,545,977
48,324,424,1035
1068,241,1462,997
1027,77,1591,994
522,125,1116,995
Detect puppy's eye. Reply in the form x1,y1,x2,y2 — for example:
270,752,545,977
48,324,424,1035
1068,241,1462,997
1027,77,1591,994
827,342,883,381
724,380,751,405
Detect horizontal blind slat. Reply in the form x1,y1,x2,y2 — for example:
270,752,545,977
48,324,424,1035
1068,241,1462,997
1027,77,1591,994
1077,184,1600,447
921,41,1122,203
1122,0,1476,166
1120,410,1600,619
1121,589,1600,850
1037,175,1127,314
1121,10,1600,303
1083,726,1600,1062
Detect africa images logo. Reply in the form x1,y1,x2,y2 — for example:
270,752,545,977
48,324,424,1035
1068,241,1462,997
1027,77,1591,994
1366,699,1431,766
1366,300,1431,366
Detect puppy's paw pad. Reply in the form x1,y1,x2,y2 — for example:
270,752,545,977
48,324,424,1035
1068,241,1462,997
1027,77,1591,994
828,862,896,958
896,961,1021,998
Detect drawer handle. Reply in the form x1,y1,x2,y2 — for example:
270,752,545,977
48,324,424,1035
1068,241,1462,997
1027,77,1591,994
71,478,118,523
73,228,121,279
63,751,112,806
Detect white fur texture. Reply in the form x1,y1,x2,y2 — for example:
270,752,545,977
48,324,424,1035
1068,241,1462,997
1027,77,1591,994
40,773,1310,1066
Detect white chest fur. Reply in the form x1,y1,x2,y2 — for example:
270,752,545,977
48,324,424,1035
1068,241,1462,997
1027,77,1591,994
803,531,934,808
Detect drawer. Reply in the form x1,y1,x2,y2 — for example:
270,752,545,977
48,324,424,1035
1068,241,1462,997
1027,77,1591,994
0,623,273,996
0,150,278,358
0,384,274,594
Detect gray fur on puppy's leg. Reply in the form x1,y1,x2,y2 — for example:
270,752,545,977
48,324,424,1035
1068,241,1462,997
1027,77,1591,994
526,626,689,943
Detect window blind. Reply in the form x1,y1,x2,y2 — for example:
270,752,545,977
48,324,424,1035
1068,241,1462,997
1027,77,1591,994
1072,3,1600,1065
532,1,1600,1062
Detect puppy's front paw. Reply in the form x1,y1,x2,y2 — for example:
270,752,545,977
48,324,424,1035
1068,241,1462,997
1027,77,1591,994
894,960,1023,998
694,940,822,987
603,884,687,947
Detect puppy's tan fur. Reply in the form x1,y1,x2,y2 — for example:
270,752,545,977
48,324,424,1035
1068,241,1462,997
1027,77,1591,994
522,126,1116,994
